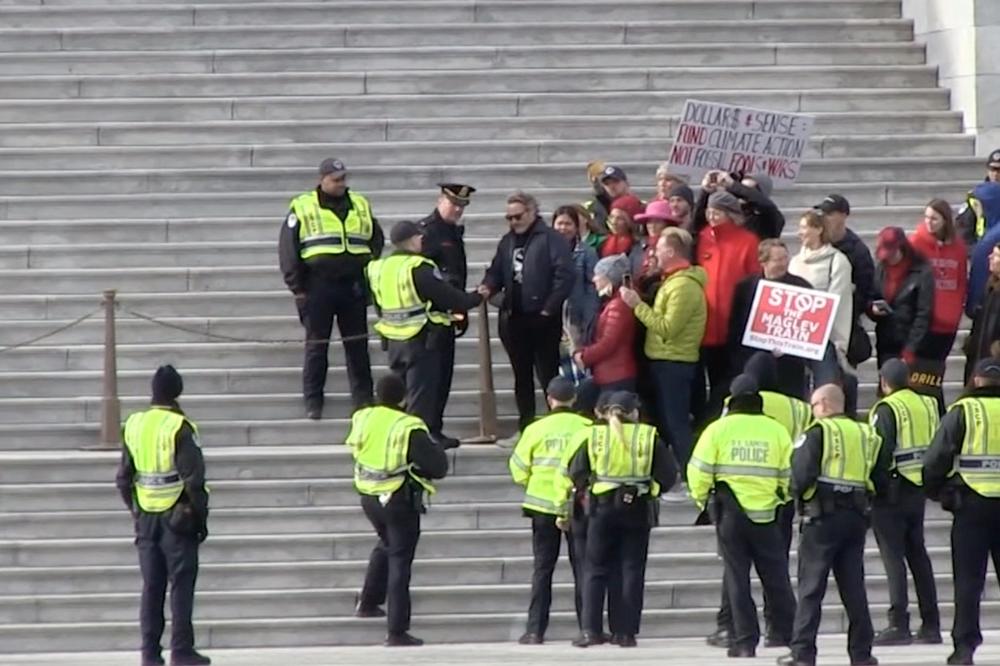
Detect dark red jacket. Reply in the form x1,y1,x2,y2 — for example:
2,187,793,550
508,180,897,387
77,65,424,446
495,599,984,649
697,222,760,346
579,294,637,385
909,224,967,335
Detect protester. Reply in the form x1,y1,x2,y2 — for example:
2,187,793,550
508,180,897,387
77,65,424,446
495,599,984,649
818,194,877,412
600,203,638,258
480,192,574,434
789,211,855,399
695,191,760,422
599,165,642,214
621,227,707,479
581,160,612,239
870,227,934,369
956,149,1000,250
667,183,696,231
964,242,1000,383
574,254,638,411
654,163,687,201
553,205,600,349
909,198,967,406
723,171,785,240
728,239,813,399
630,200,681,292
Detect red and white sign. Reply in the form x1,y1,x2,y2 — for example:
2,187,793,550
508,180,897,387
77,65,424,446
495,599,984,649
742,280,840,361
667,99,815,186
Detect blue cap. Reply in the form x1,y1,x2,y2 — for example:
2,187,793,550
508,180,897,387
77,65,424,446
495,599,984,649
600,165,627,182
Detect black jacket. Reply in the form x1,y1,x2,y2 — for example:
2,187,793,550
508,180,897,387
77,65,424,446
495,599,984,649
728,272,813,399
791,418,891,501
398,250,481,317
419,209,467,290
923,385,1000,499
833,228,877,320
115,404,209,525
278,187,385,293
482,217,574,316
965,280,1000,374
872,256,934,356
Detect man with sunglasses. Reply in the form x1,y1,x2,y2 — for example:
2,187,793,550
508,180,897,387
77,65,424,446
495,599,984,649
479,192,574,438
418,183,476,448
279,158,384,420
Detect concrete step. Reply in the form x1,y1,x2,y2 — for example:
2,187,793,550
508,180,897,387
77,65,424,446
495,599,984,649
0,572,984,626
0,545,963,598
0,181,974,222
0,2,907,30
0,66,939,101
0,207,933,247
0,20,915,54
0,88,952,124
1,600,995,652
0,43,928,77
0,159,980,198
0,135,974,172
0,112,963,149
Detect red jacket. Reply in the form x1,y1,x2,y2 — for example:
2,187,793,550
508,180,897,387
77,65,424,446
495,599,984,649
600,233,634,258
909,224,967,335
579,294,637,384
698,222,760,346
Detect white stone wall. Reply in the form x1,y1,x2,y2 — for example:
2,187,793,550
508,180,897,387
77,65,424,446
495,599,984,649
903,0,1000,153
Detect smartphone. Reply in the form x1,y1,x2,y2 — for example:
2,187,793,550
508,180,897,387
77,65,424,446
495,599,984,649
873,299,893,315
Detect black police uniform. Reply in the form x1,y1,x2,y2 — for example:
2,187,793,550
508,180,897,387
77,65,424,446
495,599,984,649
784,422,890,666
383,250,482,437
418,185,473,440
355,414,449,641
567,429,676,644
116,405,208,665
923,384,1000,665
869,400,940,639
278,186,384,414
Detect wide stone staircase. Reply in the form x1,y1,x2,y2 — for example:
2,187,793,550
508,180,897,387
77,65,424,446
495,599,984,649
0,0,992,655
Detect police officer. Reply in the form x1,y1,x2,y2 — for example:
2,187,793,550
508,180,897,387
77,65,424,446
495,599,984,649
710,355,810,650
923,357,1000,666
689,374,797,658
279,158,383,420
367,221,482,449
419,183,476,448
348,374,449,647
778,384,889,666
115,366,210,666
869,359,941,646
509,376,592,645
567,391,677,648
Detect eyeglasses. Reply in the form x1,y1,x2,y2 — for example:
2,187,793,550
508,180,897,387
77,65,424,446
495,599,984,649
505,210,527,222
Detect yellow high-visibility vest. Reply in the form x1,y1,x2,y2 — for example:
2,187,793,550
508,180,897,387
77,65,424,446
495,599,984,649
803,417,882,499
366,253,451,341
347,405,435,497
509,411,593,515
291,190,373,259
952,397,1000,498
123,407,197,513
870,389,939,485
587,423,659,497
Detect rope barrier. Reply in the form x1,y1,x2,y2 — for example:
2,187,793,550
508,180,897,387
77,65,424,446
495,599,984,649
0,308,102,355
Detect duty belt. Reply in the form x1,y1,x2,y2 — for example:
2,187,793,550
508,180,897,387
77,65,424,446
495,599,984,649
356,465,409,482
894,450,924,464
135,473,181,487
381,306,427,322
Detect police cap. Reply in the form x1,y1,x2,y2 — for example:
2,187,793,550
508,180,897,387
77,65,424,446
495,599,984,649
439,183,476,207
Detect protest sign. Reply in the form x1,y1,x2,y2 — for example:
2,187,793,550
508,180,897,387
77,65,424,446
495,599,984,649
742,280,840,361
668,99,815,186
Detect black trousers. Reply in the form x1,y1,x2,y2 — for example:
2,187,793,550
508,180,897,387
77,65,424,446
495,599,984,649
302,277,373,409
717,502,795,638
358,492,422,635
499,312,562,431
950,493,1000,653
135,512,200,655
570,512,623,633
582,500,650,637
716,505,796,649
698,346,733,429
387,328,446,434
526,513,574,636
790,510,874,664
871,483,939,629
915,331,956,413
433,330,456,436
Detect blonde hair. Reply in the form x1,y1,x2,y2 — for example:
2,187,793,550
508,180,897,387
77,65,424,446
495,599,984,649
801,211,831,245
757,238,787,263
661,226,693,259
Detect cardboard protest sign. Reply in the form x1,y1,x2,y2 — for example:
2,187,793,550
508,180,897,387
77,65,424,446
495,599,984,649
668,99,815,186
742,280,840,361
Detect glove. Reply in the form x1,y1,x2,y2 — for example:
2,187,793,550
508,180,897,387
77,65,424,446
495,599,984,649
453,316,469,338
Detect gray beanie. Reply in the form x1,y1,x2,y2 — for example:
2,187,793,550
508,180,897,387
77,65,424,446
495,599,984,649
707,191,744,219
750,173,774,198
593,253,630,288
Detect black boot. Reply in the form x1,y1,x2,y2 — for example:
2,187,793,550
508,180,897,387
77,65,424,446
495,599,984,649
517,632,543,645
706,628,732,648
915,623,942,644
572,631,602,648
727,644,756,658
873,625,912,646
141,652,165,666
170,651,211,666
384,632,424,647
947,647,975,665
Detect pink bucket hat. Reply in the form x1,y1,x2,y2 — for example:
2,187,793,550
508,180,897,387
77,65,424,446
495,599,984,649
634,199,682,226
